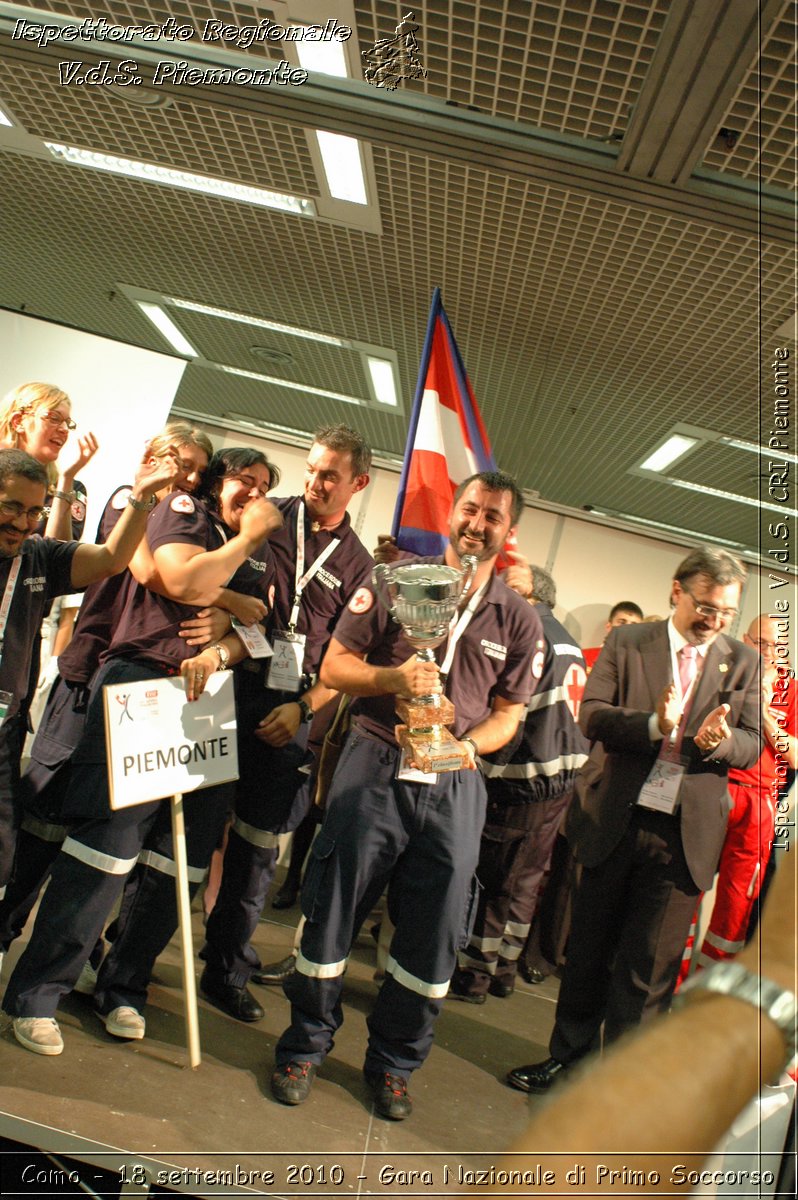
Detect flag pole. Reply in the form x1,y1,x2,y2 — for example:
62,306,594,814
390,287,442,539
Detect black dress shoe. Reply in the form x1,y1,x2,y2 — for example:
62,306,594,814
251,954,296,986
200,969,264,1022
489,978,514,998
507,1057,566,1093
447,976,486,1004
272,882,299,910
518,963,547,985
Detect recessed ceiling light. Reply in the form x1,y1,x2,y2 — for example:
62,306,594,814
136,302,198,357
44,142,316,215
294,33,349,77
663,476,798,518
166,297,348,346
718,435,798,466
216,364,363,405
366,356,399,406
315,131,368,204
639,434,698,473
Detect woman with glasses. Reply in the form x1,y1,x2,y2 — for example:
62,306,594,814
0,383,100,744
0,423,214,981
0,382,98,542
2,447,283,1055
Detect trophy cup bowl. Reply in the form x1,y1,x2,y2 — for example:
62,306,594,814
372,556,478,772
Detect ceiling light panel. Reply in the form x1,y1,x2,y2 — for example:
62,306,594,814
315,132,368,204
136,302,198,357
44,142,316,214
638,434,698,473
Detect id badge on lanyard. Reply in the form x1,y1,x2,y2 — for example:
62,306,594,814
266,503,337,692
231,616,273,659
637,750,687,815
266,630,306,692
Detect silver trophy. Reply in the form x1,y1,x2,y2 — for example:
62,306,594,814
372,556,478,772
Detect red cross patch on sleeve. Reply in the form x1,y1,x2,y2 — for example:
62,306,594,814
348,586,374,614
170,494,195,514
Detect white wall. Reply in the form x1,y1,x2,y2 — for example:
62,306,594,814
208,421,773,647
2,307,773,647
0,311,186,538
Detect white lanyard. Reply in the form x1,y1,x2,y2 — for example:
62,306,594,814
289,503,339,630
439,581,487,677
0,556,23,658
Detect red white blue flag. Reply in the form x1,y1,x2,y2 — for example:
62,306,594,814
391,288,500,555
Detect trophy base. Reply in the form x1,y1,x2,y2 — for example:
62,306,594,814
396,695,455,727
395,724,469,774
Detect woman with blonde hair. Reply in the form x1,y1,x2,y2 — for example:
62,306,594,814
0,382,98,541
0,420,216,977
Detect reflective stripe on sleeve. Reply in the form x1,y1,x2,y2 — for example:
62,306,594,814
482,752,588,780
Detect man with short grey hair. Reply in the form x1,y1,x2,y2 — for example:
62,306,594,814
508,546,762,1093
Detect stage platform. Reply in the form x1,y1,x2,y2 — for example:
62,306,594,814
0,890,560,1196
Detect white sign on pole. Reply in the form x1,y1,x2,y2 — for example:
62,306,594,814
103,673,238,810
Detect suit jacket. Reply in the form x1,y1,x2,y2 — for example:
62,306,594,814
566,620,762,890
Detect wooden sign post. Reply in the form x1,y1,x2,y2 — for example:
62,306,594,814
103,673,238,1068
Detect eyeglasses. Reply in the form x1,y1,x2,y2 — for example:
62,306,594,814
749,636,776,652
228,472,271,498
36,410,77,431
683,587,738,623
0,499,45,524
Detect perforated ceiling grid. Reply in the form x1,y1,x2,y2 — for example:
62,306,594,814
700,0,797,191
354,0,670,138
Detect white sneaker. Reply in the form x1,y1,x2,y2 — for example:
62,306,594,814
73,960,98,995
100,1006,145,1040
13,1017,64,1056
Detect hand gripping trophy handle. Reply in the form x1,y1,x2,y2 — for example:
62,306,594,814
372,554,478,773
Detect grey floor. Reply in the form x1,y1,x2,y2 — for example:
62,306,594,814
0,879,561,1196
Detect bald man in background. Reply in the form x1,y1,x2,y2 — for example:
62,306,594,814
697,612,797,966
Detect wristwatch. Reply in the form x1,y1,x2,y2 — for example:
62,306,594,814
209,642,230,670
127,492,156,512
297,698,314,724
677,961,797,1072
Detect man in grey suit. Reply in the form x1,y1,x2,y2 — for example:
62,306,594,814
508,547,762,1093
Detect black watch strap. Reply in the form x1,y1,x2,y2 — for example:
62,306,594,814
297,698,314,724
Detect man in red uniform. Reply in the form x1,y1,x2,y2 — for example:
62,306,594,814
697,613,797,965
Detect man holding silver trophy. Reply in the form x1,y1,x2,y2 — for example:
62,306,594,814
271,470,541,1120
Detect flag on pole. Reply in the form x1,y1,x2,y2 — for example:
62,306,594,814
391,288,502,555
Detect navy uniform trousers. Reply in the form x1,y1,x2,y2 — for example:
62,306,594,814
2,659,229,1019
100,672,309,1005
200,677,311,988
0,677,91,953
0,716,25,895
275,729,486,1078
456,779,572,994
